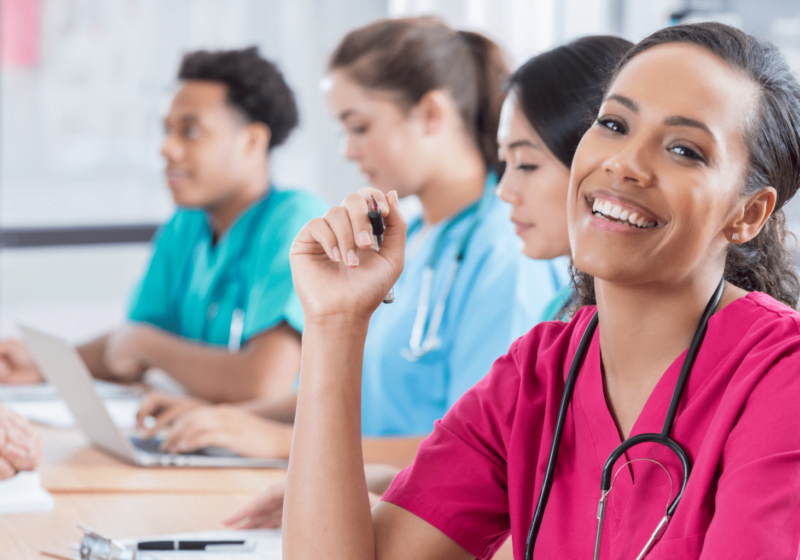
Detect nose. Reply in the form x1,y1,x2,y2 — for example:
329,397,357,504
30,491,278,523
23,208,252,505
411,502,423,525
496,169,523,206
340,133,360,162
602,135,652,188
161,133,183,162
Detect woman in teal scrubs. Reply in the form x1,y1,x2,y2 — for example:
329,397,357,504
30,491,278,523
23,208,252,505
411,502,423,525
0,47,327,403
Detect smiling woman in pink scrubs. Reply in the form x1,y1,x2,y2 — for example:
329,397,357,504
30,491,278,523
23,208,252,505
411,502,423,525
283,22,800,560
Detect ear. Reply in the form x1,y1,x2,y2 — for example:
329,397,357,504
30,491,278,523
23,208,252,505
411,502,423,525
414,90,448,136
245,121,271,155
725,186,777,244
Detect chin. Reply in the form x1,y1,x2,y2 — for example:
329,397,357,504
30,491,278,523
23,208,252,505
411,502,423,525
170,191,208,209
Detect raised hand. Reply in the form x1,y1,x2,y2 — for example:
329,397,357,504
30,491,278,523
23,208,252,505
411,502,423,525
290,188,406,322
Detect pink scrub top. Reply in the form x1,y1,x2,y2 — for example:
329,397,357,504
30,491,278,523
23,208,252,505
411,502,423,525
383,292,800,559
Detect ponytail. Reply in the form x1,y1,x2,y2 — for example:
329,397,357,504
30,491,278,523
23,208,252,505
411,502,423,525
456,30,509,167
329,17,510,169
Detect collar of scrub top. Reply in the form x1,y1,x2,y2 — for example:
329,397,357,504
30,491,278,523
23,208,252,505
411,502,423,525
401,176,497,362
171,187,274,352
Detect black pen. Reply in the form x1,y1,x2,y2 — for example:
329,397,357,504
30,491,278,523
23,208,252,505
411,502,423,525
137,539,254,551
369,195,395,304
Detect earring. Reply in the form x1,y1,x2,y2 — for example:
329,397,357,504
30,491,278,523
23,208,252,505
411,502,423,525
732,232,740,241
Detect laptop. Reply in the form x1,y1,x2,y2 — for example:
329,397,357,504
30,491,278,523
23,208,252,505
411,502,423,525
19,325,287,469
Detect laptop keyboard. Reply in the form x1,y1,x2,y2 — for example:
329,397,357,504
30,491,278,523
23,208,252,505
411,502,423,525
129,435,169,454
128,435,240,458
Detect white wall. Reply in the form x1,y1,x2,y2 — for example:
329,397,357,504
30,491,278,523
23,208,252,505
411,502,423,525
0,0,388,340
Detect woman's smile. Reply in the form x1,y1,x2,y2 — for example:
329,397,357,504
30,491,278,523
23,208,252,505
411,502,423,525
583,190,665,234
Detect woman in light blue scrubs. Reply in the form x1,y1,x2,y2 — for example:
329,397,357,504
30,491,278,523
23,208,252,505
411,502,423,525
326,17,558,438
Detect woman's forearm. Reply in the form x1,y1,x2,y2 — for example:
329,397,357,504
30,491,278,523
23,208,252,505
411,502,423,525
284,317,376,560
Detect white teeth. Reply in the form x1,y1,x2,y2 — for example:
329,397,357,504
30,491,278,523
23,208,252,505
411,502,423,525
590,200,658,229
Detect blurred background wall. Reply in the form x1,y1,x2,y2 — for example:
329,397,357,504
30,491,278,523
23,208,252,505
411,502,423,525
2,0,800,340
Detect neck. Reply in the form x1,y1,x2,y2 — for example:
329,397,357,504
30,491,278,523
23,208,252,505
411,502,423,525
207,168,270,239
594,269,740,438
417,146,487,225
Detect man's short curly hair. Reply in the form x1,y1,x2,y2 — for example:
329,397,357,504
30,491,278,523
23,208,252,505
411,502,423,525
178,46,299,150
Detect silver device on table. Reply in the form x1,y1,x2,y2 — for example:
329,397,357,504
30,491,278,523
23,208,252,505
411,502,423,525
19,325,286,469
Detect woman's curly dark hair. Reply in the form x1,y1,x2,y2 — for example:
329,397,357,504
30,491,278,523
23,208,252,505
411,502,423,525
572,22,800,310
178,46,298,150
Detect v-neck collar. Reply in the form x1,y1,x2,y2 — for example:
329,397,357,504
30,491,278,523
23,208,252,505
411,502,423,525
571,294,753,532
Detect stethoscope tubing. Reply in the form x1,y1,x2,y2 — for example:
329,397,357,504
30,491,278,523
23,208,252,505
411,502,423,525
524,278,725,560
402,186,494,360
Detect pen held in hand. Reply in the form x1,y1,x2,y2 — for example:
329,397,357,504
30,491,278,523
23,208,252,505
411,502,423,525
369,196,395,304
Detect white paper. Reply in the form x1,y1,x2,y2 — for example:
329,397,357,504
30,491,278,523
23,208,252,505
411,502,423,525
117,529,282,560
5,398,139,429
0,379,141,401
0,471,54,515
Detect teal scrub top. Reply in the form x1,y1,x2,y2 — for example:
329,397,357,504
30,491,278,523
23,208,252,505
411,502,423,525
360,178,560,436
128,187,328,348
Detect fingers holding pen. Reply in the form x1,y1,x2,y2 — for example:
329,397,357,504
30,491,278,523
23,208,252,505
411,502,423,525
325,206,361,267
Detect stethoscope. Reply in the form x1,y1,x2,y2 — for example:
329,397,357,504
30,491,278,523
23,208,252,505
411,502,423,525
400,185,495,362
171,190,273,352
524,277,725,560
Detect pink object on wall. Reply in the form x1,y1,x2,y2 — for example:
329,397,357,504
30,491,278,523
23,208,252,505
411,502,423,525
1,0,41,67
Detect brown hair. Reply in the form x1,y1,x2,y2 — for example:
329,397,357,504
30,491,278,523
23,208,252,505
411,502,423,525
571,22,800,310
328,17,509,169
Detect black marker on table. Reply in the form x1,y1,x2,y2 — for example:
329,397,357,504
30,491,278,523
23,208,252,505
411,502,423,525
369,195,395,304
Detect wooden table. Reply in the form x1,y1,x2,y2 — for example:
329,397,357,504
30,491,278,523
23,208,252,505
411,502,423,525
0,427,286,559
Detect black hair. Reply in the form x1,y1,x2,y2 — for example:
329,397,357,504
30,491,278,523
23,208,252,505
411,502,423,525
329,17,510,170
178,46,299,150
507,35,633,168
571,22,800,309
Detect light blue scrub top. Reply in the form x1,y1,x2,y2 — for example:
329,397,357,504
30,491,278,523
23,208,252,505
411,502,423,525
128,188,327,347
361,178,559,436
511,255,572,340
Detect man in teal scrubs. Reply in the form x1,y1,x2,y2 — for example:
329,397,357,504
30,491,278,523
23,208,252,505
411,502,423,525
0,47,327,402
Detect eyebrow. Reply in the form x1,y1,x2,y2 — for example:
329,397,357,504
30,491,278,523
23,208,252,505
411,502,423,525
507,139,540,150
606,94,714,138
339,109,356,121
664,115,714,137
606,94,638,113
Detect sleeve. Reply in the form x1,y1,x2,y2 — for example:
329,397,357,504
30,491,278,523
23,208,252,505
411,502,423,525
445,244,545,408
242,193,328,340
699,351,800,559
127,213,187,334
383,338,524,560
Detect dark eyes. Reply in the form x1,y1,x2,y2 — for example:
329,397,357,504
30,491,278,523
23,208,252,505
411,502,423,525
596,116,707,164
497,160,538,173
597,117,626,134
668,145,705,162
163,125,200,139
350,125,368,135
